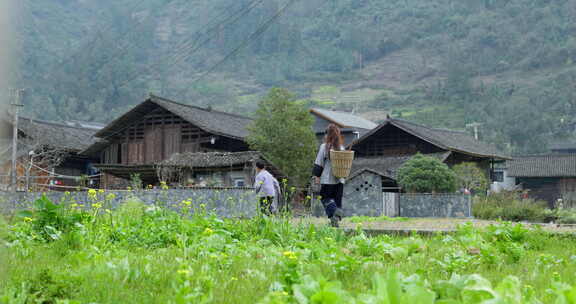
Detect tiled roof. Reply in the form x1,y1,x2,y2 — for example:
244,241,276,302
350,152,451,179
95,95,253,140
507,155,576,177
355,118,508,159
159,151,262,168
310,108,378,130
18,117,100,152
550,142,576,151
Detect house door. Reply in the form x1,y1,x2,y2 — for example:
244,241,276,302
382,192,399,217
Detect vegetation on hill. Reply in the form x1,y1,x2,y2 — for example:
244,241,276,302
14,0,576,153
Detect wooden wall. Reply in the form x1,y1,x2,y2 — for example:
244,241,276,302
100,107,248,165
352,124,445,157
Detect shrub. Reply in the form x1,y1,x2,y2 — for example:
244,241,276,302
452,162,489,194
473,191,548,222
397,154,457,193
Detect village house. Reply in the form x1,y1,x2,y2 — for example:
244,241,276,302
81,94,279,189
507,154,576,207
309,108,377,145
0,117,102,191
156,151,283,188
348,117,509,192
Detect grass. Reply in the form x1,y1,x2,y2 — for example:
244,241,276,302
1,195,576,303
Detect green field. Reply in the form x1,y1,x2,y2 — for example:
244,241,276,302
1,195,576,303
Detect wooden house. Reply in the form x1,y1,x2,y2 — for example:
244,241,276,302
81,94,256,188
156,151,284,188
349,117,509,191
508,154,576,207
0,117,102,190
310,108,377,145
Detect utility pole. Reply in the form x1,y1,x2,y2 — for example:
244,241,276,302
10,88,23,191
466,122,483,140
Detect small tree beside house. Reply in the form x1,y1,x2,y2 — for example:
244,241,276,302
453,162,489,194
247,88,317,188
397,154,457,193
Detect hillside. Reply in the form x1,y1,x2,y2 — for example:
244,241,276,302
13,0,576,154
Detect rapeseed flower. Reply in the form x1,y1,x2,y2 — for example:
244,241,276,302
106,193,116,200
92,203,102,209
203,227,214,235
23,217,33,222
88,189,97,197
282,251,297,260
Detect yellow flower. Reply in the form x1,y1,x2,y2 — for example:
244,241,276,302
88,189,97,196
126,186,132,191
98,189,105,194
92,203,102,209
105,209,112,214
306,195,311,200
282,251,297,260
106,193,116,200
203,227,214,235
64,191,71,196
23,217,33,222
160,181,169,190
70,203,79,208
177,269,190,275
181,200,192,206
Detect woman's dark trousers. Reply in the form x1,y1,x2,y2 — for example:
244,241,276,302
319,183,343,218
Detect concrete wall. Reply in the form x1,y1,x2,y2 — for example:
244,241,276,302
343,171,382,217
491,168,516,193
312,191,471,218
0,188,258,218
399,194,471,218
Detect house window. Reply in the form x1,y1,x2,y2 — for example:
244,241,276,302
234,179,246,187
491,171,504,183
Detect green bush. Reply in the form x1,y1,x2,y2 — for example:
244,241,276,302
473,191,548,222
397,154,457,193
552,209,576,224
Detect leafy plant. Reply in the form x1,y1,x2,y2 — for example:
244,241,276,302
397,154,457,193
452,162,489,194
247,88,317,187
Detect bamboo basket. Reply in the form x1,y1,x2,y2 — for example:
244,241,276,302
330,150,355,178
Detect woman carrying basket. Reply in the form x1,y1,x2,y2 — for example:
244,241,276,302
312,124,346,227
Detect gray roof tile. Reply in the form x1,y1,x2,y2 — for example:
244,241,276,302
508,155,576,177
95,95,252,140
311,108,378,130
356,118,508,159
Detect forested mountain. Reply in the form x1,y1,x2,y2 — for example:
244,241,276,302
15,0,576,154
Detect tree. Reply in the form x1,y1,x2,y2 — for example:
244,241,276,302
247,88,317,186
397,154,457,193
452,162,489,194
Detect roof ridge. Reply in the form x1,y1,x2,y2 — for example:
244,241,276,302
391,118,468,135
149,94,252,121
513,154,576,158
19,117,100,131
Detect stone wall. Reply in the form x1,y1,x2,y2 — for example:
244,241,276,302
399,194,471,218
312,171,383,217
312,190,471,218
0,188,258,218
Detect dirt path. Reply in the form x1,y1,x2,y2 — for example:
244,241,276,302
292,217,576,234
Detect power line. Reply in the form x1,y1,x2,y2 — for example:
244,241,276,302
92,0,264,81
116,0,266,88
189,0,300,85
49,0,148,75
